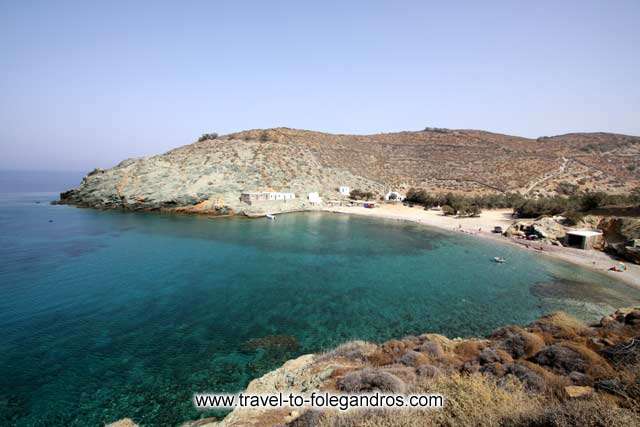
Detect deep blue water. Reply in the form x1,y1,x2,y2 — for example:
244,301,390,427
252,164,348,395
2,192,640,426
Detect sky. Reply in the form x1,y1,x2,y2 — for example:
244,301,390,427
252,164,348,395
1,0,639,172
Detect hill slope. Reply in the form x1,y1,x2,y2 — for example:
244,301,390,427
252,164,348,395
57,128,640,214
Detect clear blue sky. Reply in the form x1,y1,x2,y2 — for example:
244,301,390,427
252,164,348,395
1,0,639,171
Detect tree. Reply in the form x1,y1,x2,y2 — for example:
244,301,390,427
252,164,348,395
441,205,456,216
580,192,606,211
197,133,218,142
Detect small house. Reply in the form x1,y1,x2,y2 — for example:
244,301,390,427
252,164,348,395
566,230,603,250
339,186,350,196
240,191,295,205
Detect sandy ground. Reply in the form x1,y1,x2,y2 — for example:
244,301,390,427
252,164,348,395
322,204,640,289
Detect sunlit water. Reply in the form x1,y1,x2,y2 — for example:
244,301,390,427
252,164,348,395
1,193,639,426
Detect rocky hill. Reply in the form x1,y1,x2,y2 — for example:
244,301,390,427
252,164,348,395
57,128,640,215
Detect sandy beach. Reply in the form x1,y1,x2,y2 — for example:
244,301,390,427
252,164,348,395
323,204,640,288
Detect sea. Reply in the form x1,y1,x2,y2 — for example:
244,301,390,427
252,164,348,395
1,171,639,425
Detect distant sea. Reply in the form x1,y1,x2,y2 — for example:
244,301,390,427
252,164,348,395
2,171,640,426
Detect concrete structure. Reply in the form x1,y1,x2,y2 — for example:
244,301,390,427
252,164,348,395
566,229,603,250
384,191,405,201
240,192,295,205
339,186,350,196
308,192,322,205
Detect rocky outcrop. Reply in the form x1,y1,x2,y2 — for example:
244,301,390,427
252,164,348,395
503,216,566,245
57,128,640,215
109,307,640,427
597,217,640,264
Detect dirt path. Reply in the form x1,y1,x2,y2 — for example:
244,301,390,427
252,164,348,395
523,156,569,194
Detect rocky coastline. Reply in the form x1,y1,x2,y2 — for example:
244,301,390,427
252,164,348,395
107,307,640,426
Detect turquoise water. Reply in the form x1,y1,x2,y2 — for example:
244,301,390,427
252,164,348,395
2,193,640,426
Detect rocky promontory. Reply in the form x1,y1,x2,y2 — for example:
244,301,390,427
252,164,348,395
57,128,640,216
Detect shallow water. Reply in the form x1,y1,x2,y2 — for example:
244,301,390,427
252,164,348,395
1,193,640,426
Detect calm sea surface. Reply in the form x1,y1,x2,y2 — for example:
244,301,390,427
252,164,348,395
2,192,640,425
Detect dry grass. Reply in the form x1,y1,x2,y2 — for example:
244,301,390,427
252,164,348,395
282,309,640,427
530,312,591,343
313,373,542,427
316,340,378,363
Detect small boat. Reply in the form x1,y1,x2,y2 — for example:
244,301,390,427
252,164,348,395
493,257,506,263
265,214,276,220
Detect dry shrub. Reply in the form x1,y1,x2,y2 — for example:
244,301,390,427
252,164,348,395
533,342,614,380
399,350,430,367
317,340,378,362
367,349,395,367
491,325,545,359
367,340,411,366
535,395,640,426
416,364,441,379
453,340,485,362
315,373,543,426
337,368,407,393
530,312,591,342
381,365,417,386
418,334,455,352
600,336,640,368
562,342,616,379
419,341,444,358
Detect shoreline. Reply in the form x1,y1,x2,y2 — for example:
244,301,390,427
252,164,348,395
53,196,640,289
320,204,640,289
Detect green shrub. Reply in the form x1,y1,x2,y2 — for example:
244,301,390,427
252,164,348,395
442,205,455,216
350,189,375,200
197,132,218,142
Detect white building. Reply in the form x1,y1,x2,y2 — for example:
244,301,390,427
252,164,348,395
339,186,350,196
240,192,295,204
308,192,322,205
384,191,405,201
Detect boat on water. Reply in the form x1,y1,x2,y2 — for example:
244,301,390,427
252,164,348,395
493,257,506,263
265,214,276,220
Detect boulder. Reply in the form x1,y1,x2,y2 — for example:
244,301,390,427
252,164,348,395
503,217,566,243
531,216,566,240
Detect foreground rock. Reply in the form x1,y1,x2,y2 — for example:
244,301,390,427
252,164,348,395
111,308,640,426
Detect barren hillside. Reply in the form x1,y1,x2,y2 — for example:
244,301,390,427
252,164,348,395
57,128,640,214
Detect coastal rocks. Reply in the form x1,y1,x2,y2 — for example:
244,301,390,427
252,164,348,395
503,216,566,244
597,217,640,263
532,217,566,240
162,308,640,427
